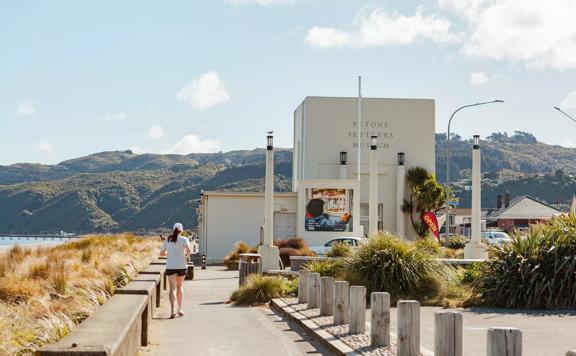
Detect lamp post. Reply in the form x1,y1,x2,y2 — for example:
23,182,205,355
396,152,406,237
445,100,504,243
259,132,280,272
553,107,576,124
369,136,378,236
339,151,348,179
464,135,488,259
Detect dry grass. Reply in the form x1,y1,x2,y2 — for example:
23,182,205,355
0,234,159,356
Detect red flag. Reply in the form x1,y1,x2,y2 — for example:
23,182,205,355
423,212,440,240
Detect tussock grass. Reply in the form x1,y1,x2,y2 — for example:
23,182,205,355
0,234,159,355
229,274,296,305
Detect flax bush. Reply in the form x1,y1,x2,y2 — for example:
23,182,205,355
474,214,576,309
346,232,455,299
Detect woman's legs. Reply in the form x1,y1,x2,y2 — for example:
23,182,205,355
176,274,185,313
168,274,177,315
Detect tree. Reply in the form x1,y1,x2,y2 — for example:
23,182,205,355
401,167,446,238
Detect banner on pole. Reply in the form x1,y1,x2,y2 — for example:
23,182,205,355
423,212,440,240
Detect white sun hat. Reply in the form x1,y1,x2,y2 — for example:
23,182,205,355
173,223,184,231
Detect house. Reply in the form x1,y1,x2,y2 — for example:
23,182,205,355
485,195,563,232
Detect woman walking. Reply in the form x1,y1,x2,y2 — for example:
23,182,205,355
160,223,191,319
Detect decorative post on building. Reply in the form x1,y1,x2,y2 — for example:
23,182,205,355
396,152,406,238
339,151,348,180
369,136,379,236
464,135,488,259
258,133,281,271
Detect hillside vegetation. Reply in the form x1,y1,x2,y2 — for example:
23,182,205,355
0,131,574,233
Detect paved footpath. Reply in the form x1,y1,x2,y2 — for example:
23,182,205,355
142,266,330,356
370,305,576,356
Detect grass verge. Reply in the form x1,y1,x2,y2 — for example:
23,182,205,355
0,234,159,355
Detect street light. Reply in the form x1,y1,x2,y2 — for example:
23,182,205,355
445,100,504,242
553,107,576,124
397,152,405,166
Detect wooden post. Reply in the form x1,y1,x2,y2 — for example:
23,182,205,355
434,311,463,356
370,292,390,347
397,300,420,356
566,351,576,356
487,327,522,356
307,273,320,309
349,286,366,334
298,270,309,303
333,281,349,325
320,277,334,316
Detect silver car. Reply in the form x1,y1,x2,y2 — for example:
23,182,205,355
310,237,366,256
481,231,512,245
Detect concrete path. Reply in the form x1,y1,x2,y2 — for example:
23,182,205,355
142,267,329,356
368,305,576,356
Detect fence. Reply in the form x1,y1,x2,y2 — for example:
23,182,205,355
297,271,573,356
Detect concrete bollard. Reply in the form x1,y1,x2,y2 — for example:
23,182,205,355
434,311,463,356
320,277,334,316
370,292,390,347
487,327,522,356
307,273,321,309
349,286,366,334
397,300,420,356
333,281,349,325
298,270,309,303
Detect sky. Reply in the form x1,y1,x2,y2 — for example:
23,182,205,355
1,0,576,165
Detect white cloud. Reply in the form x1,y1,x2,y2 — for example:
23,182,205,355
469,71,502,85
562,92,576,111
15,100,35,116
177,71,231,111
148,125,164,140
104,112,128,121
169,134,220,154
36,140,53,153
227,0,292,5
305,6,463,49
440,0,576,70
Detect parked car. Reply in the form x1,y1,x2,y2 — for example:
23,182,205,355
481,231,512,245
310,237,367,256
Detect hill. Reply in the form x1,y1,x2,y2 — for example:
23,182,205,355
0,131,574,233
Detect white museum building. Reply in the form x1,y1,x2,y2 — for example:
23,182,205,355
197,96,436,263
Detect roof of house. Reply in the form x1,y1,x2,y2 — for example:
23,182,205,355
486,195,562,220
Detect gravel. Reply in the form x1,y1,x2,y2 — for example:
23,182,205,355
282,298,398,356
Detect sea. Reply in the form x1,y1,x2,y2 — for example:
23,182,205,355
0,236,73,250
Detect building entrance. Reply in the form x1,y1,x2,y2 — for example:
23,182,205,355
274,212,296,241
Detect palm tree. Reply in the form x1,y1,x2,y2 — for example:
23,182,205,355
401,167,446,238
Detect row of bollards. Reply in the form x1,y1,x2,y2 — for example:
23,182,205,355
298,271,528,356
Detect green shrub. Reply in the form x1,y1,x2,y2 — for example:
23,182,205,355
305,258,346,279
474,215,576,308
325,242,353,258
442,235,470,250
229,275,292,305
223,242,258,270
346,232,454,299
458,263,483,284
413,238,441,256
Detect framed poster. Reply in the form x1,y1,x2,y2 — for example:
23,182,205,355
304,188,353,232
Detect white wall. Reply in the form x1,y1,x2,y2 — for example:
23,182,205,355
202,192,297,263
294,97,436,239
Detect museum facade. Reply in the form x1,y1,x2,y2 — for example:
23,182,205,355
198,96,436,263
